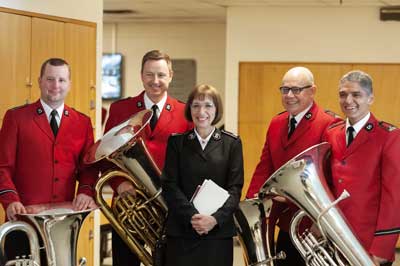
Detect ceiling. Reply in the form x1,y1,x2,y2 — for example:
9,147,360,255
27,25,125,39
103,0,400,22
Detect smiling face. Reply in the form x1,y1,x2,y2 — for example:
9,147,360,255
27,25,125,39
281,67,316,116
190,96,216,133
141,59,172,103
339,81,373,125
39,63,71,108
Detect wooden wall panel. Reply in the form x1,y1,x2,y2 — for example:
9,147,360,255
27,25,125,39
239,62,400,196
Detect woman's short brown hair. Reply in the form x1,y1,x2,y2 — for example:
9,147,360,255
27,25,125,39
184,84,223,125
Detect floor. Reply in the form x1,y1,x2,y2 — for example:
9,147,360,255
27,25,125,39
101,237,400,266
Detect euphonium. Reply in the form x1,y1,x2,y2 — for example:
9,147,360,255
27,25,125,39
0,203,93,266
258,142,374,266
84,109,167,266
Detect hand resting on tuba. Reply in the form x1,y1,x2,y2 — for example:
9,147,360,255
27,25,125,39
117,180,137,197
72,193,98,210
372,255,388,266
6,201,27,221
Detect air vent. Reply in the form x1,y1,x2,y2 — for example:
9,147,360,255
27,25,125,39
380,6,400,21
103,9,137,15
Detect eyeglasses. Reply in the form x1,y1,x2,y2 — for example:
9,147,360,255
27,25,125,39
190,102,215,111
279,85,312,95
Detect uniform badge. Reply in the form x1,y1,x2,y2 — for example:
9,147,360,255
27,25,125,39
36,108,43,115
64,110,69,116
365,123,373,131
305,112,312,120
188,132,195,140
166,104,171,111
213,132,221,140
137,101,143,108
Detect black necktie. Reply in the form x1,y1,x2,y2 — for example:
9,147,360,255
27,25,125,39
50,109,59,136
347,126,355,147
288,117,297,139
150,105,158,130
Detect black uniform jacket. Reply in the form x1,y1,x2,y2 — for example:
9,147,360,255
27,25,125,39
162,128,244,239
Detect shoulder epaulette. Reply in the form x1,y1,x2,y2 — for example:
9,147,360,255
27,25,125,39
328,120,345,129
71,108,90,118
171,132,184,137
113,97,133,104
277,110,287,115
324,109,341,119
11,103,28,110
378,121,397,132
221,130,238,139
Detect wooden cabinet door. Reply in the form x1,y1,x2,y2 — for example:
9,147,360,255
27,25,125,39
65,23,97,125
30,17,65,102
77,212,95,266
0,11,31,222
0,12,31,127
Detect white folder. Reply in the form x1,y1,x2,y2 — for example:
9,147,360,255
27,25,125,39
190,179,229,215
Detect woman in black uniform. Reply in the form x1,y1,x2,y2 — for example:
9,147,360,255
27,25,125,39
162,84,244,266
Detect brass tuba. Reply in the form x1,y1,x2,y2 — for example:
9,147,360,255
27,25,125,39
0,202,93,266
257,142,374,266
84,109,167,266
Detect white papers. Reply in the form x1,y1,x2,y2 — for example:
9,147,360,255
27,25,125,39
190,179,229,215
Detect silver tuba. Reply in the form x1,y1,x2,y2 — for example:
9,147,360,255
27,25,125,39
234,198,286,266
0,202,93,266
257,142,374,266
84,109,167,266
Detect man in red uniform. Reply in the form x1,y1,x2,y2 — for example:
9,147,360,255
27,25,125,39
0,58,97,261
246,66,339,266
323,70,400,266
104,50,192,266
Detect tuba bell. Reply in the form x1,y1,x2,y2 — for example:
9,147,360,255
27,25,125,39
0,202,93,266
234,198,286,266
84,109,167,266
257,142,374,266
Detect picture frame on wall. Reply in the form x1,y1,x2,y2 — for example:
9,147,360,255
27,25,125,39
102,53,123,100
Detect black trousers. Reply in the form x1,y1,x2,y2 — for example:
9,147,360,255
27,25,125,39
112,229,141,266
276,230,305,266
165,237,233,266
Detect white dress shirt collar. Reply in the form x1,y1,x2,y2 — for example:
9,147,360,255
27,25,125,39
40,99,64,126
289,103,313,128
346,112,370,137
144,92,167,118
194,127,216,150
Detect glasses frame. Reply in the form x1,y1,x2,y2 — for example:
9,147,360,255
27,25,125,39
279,85,313,95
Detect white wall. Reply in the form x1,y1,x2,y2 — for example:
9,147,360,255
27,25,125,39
0,0,103,138
225,6,400,133
103,22,226,113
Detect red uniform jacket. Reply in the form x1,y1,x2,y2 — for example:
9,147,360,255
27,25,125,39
323,114,400,261
0,100,97,211
246,102,339,231
104,92,192,188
